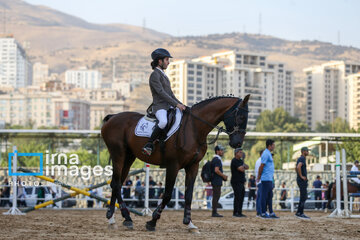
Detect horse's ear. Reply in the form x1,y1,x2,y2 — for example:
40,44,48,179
238,94,250,108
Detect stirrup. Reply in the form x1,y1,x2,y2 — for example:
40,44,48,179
142,143,153,156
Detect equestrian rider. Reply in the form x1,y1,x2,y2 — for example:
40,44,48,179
142,48,186,156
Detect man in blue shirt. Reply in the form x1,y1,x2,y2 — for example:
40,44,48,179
313,175,322,210
296,147,310,219
256,139,279,219
211,145,228,217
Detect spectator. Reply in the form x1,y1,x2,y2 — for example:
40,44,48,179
257,139,279,219
123,177,133,203
156,182,164,199
231,148,249,217
36,183,45,205
49,176,59,207
279,182,287,209
134,176,142,201
323,181,329,210
0,178,11,207
313,175,323,210
295,146,310,219
204,182,213,209
351,160,360,184
87,186,94,208
248,175,256,209
255,150,264,217
157,182,164,206
149,176,157,199
17,178,26,207
211,145,228,217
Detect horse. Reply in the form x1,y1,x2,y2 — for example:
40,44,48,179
101,95,250,232
326,180,359,211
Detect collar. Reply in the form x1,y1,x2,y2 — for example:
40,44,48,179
156,67,167,76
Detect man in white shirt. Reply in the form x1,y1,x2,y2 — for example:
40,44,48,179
351,160,360,184
254,150,263,216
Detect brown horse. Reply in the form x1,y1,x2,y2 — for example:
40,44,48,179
101,95,250,231
326,180,359,210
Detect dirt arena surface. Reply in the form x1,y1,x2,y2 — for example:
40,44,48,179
1,210,359,240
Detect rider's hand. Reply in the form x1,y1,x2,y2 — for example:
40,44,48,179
176,104,186,111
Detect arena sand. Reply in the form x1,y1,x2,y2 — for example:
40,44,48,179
1,210,359,239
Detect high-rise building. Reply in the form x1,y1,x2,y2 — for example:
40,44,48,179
0,35,32,88
167,51,294,129
347,73,360,130
65,67,101,89
304,61,360,130
32,62,49,86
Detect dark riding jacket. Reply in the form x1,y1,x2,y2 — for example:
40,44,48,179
149,68,182,113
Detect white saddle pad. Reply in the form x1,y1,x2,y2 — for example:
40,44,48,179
135,108,182,141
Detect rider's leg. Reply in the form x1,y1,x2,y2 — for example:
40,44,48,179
142,109,167,155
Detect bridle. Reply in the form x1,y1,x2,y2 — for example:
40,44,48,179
186,99,248,144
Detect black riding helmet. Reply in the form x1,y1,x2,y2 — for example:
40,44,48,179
151,48,173,60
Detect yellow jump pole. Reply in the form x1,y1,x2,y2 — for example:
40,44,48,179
18,168,144,216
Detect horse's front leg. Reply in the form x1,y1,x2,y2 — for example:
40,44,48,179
183,163,199,233
146,165,179,231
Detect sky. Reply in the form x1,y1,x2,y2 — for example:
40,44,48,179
25,0,360,48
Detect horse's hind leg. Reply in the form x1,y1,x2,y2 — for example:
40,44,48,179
116,150,136,229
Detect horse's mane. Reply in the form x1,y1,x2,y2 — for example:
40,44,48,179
191,95,240,109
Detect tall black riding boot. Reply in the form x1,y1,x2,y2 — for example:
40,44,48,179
142,125,163,156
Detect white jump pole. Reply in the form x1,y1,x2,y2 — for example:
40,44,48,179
329,151,342,217
141,163,152,216
341,149,350,217
3,146,25,215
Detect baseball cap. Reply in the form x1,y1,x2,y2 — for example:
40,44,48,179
234,147,243,154
301,147,309,152
214,145,225,152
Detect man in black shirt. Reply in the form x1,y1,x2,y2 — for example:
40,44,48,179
296,147,310,219
211,145,228,217
231,148,249,217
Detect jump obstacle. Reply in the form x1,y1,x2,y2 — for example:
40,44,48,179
3,146,145,216
21,168,145,214
329,149,360,218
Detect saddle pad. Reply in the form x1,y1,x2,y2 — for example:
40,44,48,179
135,108,182,141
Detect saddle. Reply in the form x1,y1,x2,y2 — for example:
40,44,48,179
146,104,177,139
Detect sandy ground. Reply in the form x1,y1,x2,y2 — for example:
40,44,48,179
0,210,360,240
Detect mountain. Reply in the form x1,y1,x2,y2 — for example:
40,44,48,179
2,0,360,113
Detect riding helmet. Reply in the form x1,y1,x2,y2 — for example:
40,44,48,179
151,48,173,60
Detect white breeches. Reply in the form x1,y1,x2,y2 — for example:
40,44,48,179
155,109,167,129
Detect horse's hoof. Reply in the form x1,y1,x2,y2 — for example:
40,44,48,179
108,223,117,230
189,228,200,234
106,209,114,219
146,221,156,231
123,220,133,230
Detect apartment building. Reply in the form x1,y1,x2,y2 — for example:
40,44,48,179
167,51,294,128
304,61,360,130
65,67,102,89
0,35,32,88
347,73,360,130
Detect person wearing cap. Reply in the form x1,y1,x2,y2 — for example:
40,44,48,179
351,160,360,184
257,139,279,219
142,48,186,156
211,145,228,217
231,148,249,217
295,146,310,219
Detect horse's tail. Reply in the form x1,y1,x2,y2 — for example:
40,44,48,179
108,156,112,165
103,114,115,124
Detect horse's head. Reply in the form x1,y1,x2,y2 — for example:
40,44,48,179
223,94,250,148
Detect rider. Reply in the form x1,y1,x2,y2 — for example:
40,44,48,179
142,48,186,156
